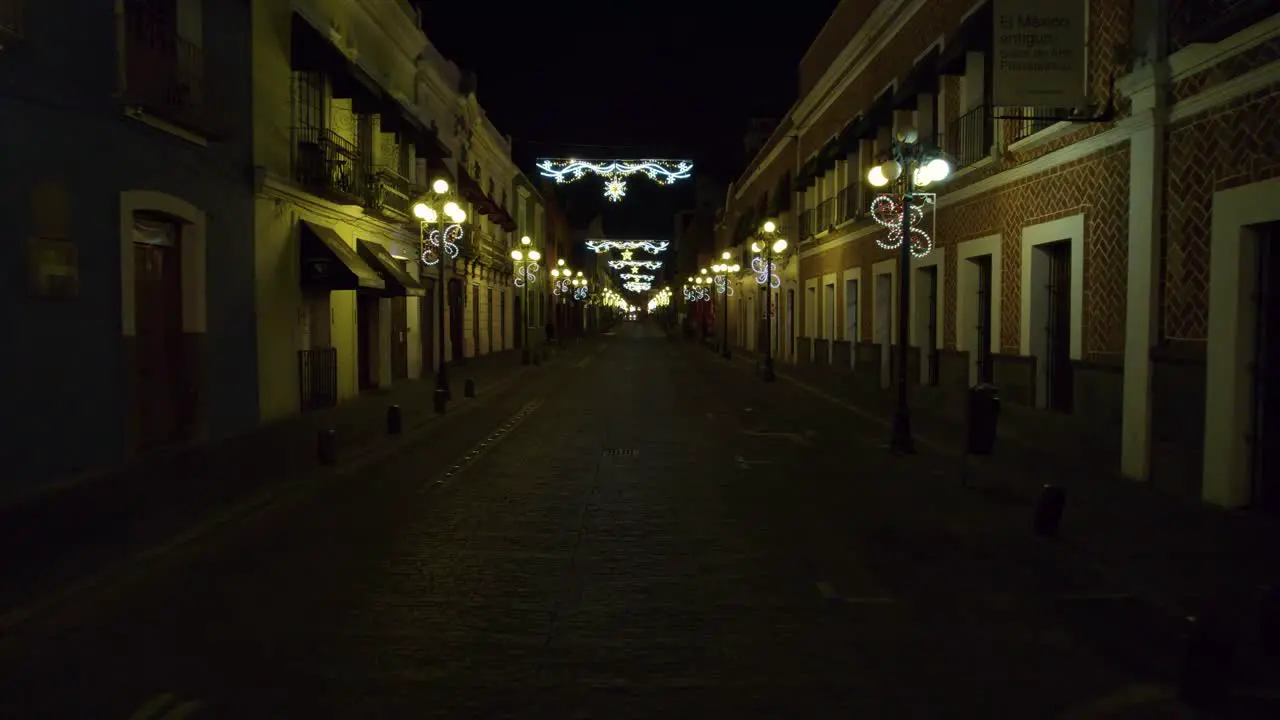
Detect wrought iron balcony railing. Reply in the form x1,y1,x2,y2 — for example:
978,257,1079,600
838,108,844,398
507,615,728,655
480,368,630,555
1008,108,1061,143
946,105,993,171
799,208,815,239
367,167,412,220
121,1,206,133
292,126,365,203
837,182,860,224
816,197,836,231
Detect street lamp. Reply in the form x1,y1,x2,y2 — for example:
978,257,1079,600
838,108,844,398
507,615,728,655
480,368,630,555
865,125,952,454
551,259,572,343
712,250,740,359
751,221,787,382
511,235,540,365
413,180,467,413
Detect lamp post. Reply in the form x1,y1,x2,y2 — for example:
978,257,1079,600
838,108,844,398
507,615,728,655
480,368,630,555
752,221,786,382
865,126,952,454
712,251,740,360
413,180,467,412
551,260,571,344
511,235,540,365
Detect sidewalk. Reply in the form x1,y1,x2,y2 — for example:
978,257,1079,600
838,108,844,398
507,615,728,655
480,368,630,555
712,342,1280,686
0,340,591,614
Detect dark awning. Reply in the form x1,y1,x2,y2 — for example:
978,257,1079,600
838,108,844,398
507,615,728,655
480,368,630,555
300,221,384,291
938,1,992,76
458,165,499,215
892,47,941,108
357,240,425,297
816,137,843,174
291,13,382,114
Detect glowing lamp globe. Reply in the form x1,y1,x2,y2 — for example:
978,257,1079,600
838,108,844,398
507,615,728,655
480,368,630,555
529,250,541,261
924,158,952,183
762,220,777,233
551,268,560,277
772,239,788,254
413,203,436,222
443,201,460,217
751,242,762,253
511,249,523,260
721,251,731,260
432,179,449,194
450,208,466,223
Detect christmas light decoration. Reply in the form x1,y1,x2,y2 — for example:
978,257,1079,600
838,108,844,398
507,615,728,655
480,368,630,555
869,193,936,258
536,159,693,203
647,287,672,312
420,224,463,266
608,259,663,271
603,177,627,202
624,281,652,292
513,258,539,287
620,273,655,282
585,240,670,254
573,285,589,301
751,256,780,288
553,277,572,296
714,274,735,296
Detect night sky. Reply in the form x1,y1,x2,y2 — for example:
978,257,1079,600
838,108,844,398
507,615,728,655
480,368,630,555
416,0,834,234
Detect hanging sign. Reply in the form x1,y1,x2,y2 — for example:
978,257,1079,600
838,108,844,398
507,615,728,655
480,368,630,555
992,0,1087,108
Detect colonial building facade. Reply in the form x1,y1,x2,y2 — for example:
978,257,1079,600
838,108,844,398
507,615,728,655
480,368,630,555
0,0,257,498
716,0,1280,512
251,0,525,422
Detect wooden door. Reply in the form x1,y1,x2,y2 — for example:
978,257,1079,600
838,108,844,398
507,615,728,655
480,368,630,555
134,239,185,450
390,296,408,380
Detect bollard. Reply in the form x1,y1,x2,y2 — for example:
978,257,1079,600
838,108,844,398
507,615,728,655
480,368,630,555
1261,583,1280,659
464,378,476,398
433,389,447,415
1179,613,1236,708
317,428,338,466
386,404,402,435
1033,484,1065,538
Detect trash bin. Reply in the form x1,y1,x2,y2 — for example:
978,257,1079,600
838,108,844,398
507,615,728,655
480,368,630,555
966,383,1000,455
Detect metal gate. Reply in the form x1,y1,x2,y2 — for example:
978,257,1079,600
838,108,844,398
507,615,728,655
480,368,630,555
1045,242,1073,412
299,347,337,411
926,267,939,386
1250,224,1279,514
976,256,994,383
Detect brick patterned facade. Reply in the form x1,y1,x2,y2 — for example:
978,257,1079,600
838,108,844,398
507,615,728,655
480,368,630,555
1163,85,1280,340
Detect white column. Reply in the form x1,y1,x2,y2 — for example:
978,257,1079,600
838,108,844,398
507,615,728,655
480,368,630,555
1120,66,1167,481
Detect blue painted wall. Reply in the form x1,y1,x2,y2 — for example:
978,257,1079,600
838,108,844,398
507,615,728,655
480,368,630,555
0,1,257,498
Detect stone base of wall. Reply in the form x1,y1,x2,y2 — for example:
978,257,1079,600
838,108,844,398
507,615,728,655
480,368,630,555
1150,341,1207,501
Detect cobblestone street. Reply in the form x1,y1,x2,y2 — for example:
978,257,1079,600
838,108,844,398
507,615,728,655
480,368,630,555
0,322,1263,718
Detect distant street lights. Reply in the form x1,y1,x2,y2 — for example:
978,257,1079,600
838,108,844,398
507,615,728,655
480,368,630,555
712,250,740,359
511,235,540,365
751,220,786,382
865,126,952,454
413,179,467,412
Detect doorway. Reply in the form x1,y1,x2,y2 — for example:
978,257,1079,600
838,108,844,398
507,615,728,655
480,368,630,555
132,212,190,450
918,266,939,386
876,272,893,387
823,282,836,362
975,256,994,383
390,296,408,380
499,290,506,351
844,278,859,369
448,279,463,363
486,287,494,354
1033,241,1073,411
788,289,795,358
419,290,435,377
356,293,378,390
1251,222,1280,514
471,284,481,356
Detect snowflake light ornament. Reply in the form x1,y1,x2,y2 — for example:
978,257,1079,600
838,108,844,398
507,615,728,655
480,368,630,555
604,176,627,202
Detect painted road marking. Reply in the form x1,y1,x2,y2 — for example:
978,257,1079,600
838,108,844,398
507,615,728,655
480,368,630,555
129,694,204,720
425,400,543,492
742,429,811,445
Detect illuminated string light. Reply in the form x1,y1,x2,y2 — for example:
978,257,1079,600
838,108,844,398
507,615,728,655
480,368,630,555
553,277,572,296
608,259,663,270
869,193,935,258
585,240,670,254
620,273,655,282
714,274,735,296
573,285,589,300
537,159,693,203
684,285,711,302
648,287,672,312
513,259,538,287
420,224,463,266
751,256,780,289
624,281,652,292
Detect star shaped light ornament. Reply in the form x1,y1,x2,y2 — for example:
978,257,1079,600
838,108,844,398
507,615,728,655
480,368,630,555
619,250,634,261
604,176,627,202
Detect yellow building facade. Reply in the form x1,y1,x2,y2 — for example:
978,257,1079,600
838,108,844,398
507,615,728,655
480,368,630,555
250,0,526,422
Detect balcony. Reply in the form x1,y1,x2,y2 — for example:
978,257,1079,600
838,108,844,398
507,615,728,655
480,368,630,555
366,167,412,220
946,106,993,172
1008,108,1061,144
1170,0,1278,51
837,183,860,224
120,1,207,134
799,208,815,239
816,197,836,232
291,126,365,204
